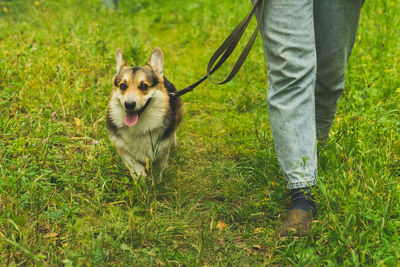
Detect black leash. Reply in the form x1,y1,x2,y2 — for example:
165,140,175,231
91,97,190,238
169,0,266,97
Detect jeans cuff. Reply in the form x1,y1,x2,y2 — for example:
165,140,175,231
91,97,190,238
286,179,317,189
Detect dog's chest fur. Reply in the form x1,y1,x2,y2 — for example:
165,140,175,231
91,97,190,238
109,118,170,163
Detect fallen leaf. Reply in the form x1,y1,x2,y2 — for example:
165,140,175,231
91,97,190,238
43,232,58,238
216,220,227,230
74,117,82,127
253,244,261,250
253,227,265,233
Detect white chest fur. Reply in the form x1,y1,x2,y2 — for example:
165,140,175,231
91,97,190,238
111,126,168,161
107,89,173,176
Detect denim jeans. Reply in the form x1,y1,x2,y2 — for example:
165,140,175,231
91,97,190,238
253,0,364,189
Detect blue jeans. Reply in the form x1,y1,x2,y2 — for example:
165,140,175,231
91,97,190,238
253,0,364,189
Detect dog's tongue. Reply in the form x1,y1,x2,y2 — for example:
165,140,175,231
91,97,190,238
124,112,139,127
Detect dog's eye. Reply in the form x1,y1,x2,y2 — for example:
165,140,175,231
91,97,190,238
120,83,128,90
138,83,149,91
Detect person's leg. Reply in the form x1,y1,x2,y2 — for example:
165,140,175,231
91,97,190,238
254,0,317,190
314,0,364,142
253,0,317,237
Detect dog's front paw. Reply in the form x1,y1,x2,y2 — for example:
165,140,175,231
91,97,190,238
126,162,147,179
131,169,147,179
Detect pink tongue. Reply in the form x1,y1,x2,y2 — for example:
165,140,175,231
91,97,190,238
124,113,139,127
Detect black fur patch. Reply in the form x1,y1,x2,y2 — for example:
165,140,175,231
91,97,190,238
106,110,120,137
141,67,159,87
162,76,182,140
131,67,140,74
150,70,159,87
113,76,120,87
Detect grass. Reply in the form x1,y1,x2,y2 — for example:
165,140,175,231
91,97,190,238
0,0,399,265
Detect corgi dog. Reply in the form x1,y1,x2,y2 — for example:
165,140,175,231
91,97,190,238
107,48,183,178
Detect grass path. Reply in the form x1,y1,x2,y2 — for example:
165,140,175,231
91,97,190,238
1,0,399,265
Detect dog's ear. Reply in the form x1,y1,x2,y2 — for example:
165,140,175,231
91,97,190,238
115,48,127,73
147,47,164,75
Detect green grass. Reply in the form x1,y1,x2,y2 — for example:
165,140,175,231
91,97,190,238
1,0,399,265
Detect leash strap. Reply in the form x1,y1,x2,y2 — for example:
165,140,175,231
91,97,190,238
171,0,265,97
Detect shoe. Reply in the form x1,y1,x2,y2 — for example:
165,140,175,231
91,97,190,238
276,209,313,238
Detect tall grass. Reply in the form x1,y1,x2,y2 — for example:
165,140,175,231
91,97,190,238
0,0,399,265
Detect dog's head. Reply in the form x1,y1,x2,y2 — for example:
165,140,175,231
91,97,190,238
112,48,167,127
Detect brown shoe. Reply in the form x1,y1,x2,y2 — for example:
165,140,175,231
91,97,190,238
276,209,313,238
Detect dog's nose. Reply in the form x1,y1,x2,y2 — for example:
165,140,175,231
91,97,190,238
124,101,136,111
